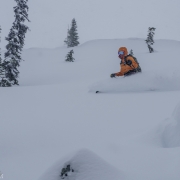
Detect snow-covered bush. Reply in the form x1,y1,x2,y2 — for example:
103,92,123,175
129,49,134,56
65,50,75,62
145,27,156,53
60,164,74,179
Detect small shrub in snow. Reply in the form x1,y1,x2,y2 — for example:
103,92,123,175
65,50,75,62
64,18,79,48
145,27,156,53
129,49,134,56
60,164,74,179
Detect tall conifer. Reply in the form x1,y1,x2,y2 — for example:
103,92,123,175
3,0,30,86
64,18,79,48
0,26,3,76
0,26,1,62
0,27,11,86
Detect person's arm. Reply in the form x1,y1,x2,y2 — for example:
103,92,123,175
112,57,138,77
115,63,124,76
115,71,124,76
115,63,132,76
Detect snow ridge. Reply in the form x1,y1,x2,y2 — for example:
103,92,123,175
39,149,127,180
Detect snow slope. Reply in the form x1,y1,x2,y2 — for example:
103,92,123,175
1,39,180,180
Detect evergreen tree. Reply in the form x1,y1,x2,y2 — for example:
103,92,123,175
0,27,11,87
64,18,79,47
0,26,3,76
65,50,75,62
0,26,1,66
130,49,134,56
145,27,156,53
3,0,30,86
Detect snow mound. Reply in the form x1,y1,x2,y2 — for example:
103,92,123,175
39,149,127,180
145,103,180,148
159,103,180,148
89,72,180,93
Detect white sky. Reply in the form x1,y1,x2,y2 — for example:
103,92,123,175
0,0,180,50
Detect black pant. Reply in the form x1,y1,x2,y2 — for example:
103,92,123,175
124,69,137,76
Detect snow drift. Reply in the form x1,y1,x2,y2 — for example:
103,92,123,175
159,103,180,148
39,149,127,180
142,102,180,148
89,72,180,93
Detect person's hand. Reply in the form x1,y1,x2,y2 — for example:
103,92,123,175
126,60,132,66
110,73,116,78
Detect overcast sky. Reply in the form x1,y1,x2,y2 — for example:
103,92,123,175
0,0,180,50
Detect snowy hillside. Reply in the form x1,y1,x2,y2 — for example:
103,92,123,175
1,39,180,180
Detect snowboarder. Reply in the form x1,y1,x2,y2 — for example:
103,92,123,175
110,47,141,77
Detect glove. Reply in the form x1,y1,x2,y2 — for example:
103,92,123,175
110,73,116,78
126,60,132,66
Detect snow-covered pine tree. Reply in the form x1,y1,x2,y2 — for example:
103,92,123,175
145,27,156,53
70,19,79,47
130,49,134,56
3,0,30,86
0,26,11,87
0,26,1,63
65,50,75,62
64,18,79,47
0,26,3,76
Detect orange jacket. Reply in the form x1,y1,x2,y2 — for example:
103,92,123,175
115,47,139,76
115,56,139,76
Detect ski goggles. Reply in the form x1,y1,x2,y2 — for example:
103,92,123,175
118,51,124,55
